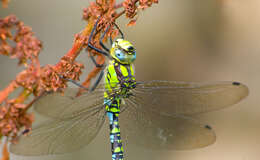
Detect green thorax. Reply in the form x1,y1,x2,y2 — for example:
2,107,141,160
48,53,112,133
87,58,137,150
104,60,136,100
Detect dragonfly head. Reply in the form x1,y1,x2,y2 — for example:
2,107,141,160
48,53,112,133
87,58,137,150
110,38,136,64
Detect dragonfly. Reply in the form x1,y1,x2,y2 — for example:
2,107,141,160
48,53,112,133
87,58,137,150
10,17,249,160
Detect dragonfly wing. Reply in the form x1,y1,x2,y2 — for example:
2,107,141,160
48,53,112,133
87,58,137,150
120,97,216,150
10,100,106,156
34,87,105,119
133,80,249,115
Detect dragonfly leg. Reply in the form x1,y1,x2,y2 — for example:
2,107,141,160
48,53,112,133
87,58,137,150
90,69,104,91
109,36,113,46
87,16,110,57
113,22,124,39
99,25,111,52
88,43,110,57
99,22,124,51
58,75,88,90
89,51,105,68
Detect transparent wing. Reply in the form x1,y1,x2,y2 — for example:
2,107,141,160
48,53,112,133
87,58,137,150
35,80,248,118
34,87,105,119
10,94,106,156
27,80,248,153
120,99,216,150
133,80,249,115
119,80,248,150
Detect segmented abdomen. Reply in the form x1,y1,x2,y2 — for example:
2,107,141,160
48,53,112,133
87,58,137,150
105,98,124,160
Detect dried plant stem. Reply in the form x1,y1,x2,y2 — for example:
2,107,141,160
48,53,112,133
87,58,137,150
1,141,9,160
0,81,17,104
56,19,95,65
15,89,31,103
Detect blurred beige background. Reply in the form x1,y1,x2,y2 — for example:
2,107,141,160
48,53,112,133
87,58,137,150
0,0,259,160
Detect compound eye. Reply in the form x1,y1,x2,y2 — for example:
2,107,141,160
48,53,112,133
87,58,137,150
127,46,134,52
115,49,122,57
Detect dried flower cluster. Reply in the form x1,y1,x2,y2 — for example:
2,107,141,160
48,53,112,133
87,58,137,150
0,0,158,158
123,0,158,26
0,15,19,55
0,15,42,66
15,54,84,95
0,99,34,140
15,64,41,93
0,15,39,142
139,0,158,9
39,57,84,92
123,0,138,19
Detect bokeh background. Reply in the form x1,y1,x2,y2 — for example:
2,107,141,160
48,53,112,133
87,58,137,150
0,0,259,160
